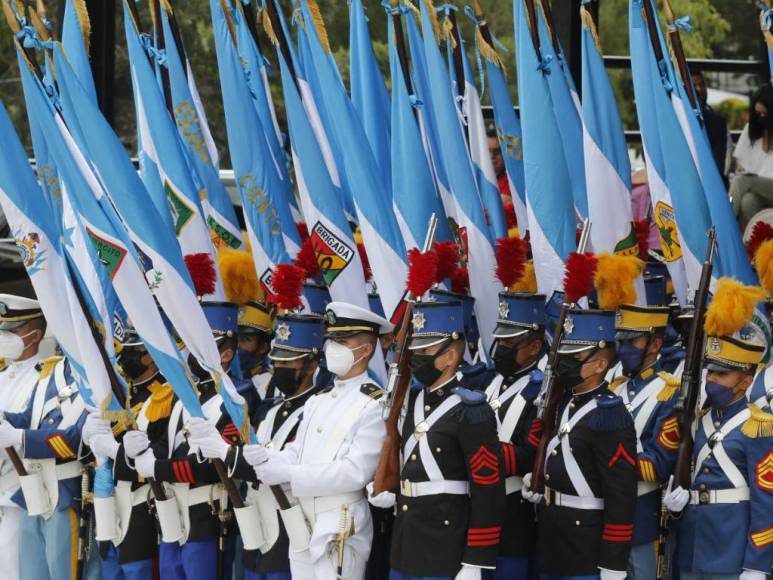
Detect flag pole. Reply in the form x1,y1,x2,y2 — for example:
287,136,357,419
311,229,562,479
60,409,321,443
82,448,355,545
662,0,698,110
446,8,466,100
390,0,412,95
264,0,299,90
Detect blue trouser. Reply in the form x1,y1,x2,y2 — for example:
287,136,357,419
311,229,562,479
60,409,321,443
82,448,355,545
99,542,154,580
160,537,236,580
539,575,599,580
482,556,530,580
389,570,452,580
19,507,100,580
627,541,658,579
244,572,292,580
680,574,743,580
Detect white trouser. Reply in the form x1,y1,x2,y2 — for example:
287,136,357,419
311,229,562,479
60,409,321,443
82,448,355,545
0,505,21,580
290,543,366,580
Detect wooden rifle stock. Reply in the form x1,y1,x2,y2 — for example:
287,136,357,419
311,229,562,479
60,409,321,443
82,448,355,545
673,228,716,489
372,302,414,495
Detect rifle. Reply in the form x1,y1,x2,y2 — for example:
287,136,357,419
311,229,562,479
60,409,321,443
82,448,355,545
76,467,93,580
372,214,438,495
530,219,592,493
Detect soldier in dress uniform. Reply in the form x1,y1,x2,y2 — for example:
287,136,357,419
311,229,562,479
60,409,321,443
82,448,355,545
379,300,506,580
83,322,176,579
664,289,773,580
237,300,275,401
244,301,391,579
132,301,244,580
191,311,328,579
611,303,681,578
0,291,49,580
522,309,638,580
0,312,100,580
483,292,547,579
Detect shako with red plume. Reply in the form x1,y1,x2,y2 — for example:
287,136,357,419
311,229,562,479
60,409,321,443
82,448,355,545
184,253,217,297
495,236,528,289
746,221,773,261
450,267,470,294
432,241,460,284
269,264,306,311
563,252,598,304
406,248,438,300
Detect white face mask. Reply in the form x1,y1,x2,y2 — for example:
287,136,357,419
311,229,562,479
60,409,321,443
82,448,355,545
324,341,367,377
0,330,34,361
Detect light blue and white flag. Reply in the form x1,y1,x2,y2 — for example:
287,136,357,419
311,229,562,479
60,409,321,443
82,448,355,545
61,0,98,106
514,0,576,294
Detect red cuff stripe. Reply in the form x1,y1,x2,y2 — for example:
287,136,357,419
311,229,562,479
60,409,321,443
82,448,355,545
604,524,634,530
171,461,183,482
602,534,632,542
469,527,501,534
472,473,500,486
183,461,196,484
467,527,501,547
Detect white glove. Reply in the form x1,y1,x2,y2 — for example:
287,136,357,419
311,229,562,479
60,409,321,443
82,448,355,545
82,413,111,447
123,430,150,459
135,449,156,479
367,482,396,509
187,417,212,440
254,460,295,486
0,421,23,449
90,433,120,460
520,473,543,504
739,570,767,580
243,444,270,467
190,427,229,462
663,475,690,513
599,568,627,580
454,564,482,580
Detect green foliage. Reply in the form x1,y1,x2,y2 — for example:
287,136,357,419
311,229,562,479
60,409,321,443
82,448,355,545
715,97,750,130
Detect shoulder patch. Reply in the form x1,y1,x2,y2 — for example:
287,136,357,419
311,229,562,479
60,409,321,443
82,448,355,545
38,356,64,381
656,372,681,402
742,404,773,439
590,394,634,432
145,383,175,422
360,383,385,400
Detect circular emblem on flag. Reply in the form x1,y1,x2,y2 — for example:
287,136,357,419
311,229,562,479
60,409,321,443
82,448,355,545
412,311,426,332
276,323,292,342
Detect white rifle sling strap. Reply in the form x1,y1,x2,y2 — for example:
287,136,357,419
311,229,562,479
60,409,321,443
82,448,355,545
617,376,665,454
497,377,533,443
404,390,462,483
484,375,505,403
546,399,599,497
693,408,751,488
270,407,304,450
167,401,185,459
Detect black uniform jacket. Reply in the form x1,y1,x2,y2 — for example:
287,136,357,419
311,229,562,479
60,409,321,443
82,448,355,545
538,384,638,576
390,378,506,577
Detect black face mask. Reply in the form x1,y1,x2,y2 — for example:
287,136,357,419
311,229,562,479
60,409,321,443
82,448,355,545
187,353,211,383
269,358,312,398
410,341,451,387
556,356,587,391
493,342,521,380
119,348,148,381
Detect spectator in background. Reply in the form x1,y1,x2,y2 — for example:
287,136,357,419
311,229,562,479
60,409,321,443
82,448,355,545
730,84,773,231
631,164,661,253
691,69,730,179
488,129,511,205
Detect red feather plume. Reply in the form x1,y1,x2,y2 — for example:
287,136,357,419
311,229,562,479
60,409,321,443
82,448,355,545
563,252,598,304
184,253,217,297
269,264,305,311
495,236,528,288
634,220,650,261
432,241,459,283
406,248,438,298
357,243,372,282
295,222,310,242
503,201,517,230
746,222,773,260
450,266,470,294
294,237,321,280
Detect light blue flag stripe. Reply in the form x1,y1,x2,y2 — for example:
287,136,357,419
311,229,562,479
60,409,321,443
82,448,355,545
62,0,98,106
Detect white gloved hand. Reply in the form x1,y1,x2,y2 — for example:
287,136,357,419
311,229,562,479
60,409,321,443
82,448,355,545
0,421,23,449
123,430,150,459
190,427,229,462
82,413,111,447
739,570,767,580
90,433,120,460
187,417,212,440
135,449,157,479
520,473,543,504
254,460,294,486
454,564,482,580
243,444,270,467
599,568,627,580
663,475,689,513
366,482,396,509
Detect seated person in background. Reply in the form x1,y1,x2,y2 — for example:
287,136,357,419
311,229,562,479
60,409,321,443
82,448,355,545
691,69,730,179
730,84,773,231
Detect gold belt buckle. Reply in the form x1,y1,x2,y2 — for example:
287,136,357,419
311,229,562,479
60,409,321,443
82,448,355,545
400,479,413,498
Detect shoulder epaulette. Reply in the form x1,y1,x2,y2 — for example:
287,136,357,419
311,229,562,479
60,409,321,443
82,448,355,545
609,375,628,394
37,355,63,381
360,383,385,400
521,370,544,401
145,383,174,422
453,387,493,424
656,372,681,402
741,403,773,439
0,359,6,372
458,362,497,391
589,394,633,432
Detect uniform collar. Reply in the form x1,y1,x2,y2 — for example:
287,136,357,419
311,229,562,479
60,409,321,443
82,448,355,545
711,395,748,422
630,360,662,390
197,378,219,404
333,371,369,390
281,385,318,409
572,381,608,404
425,376,459,404
7,354,40,371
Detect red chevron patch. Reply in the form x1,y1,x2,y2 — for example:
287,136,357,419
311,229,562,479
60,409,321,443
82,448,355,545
469,445,500,486
527,418,543,447
608,443,636,469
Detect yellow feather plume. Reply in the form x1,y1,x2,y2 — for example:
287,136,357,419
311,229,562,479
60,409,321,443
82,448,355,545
510,261,537,293
217,247,264,305
754,238,773,296
594,253,644,310
704,278,765,337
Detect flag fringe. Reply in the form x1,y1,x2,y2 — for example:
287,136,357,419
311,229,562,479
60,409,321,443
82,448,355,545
261,7,278,47
580,6,602,54
441,14,456,49
306,0,331,54
477,28,505,74
2,0,21,34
